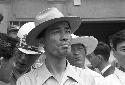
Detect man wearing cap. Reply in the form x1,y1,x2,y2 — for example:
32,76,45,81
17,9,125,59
12,22,42,81
17,7,96,85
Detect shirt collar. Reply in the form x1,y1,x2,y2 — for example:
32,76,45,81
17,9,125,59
101,64,111,74
36,61,80,85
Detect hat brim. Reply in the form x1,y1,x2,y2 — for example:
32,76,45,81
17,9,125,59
71,37,98,55
26,17,81,47
18,48,41,54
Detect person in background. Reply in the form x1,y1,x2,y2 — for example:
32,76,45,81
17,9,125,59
7,25,19,39
67,36,104,85
0,33,18,85
87,42,123,85
67,36,98,69
12,22,42,81
17,7,96,85
87,42,113,77
109,29,125,84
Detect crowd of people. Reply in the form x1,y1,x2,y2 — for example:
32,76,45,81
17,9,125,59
0,7,125,85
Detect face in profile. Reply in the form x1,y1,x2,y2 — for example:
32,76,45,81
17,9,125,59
43,21,72,58
114,41,125,68
67,44,86,68
87,53,101,68
13,49,40,74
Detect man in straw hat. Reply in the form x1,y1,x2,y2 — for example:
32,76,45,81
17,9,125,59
17,7,97,85
67,35,105,85
67,35,98,68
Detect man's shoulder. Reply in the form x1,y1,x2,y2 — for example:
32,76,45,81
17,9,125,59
85,67,102,77
114,68,125,76
17,66,43,85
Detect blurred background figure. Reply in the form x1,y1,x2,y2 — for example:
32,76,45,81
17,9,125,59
7,25,20,39
0,33,18,84
87,42,112,77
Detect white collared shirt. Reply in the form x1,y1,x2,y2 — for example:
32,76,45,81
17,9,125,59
101,68,125,85
85,67,105,85
17,62,95,85
101,65,111,74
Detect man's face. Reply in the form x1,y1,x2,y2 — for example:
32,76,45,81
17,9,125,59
67,44,86,68
8,31,18,39
43,21,71,58
13,50,40,74
87,53,100,68
114,41,125,68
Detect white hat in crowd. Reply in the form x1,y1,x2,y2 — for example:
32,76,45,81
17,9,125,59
71,35,98,55
17,22,44,54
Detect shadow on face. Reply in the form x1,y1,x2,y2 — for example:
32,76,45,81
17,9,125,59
67,44,86,68
13,49,40,74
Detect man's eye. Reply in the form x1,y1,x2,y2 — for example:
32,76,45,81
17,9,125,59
120,49,125,52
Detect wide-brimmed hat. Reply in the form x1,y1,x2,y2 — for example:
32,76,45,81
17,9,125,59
17,22,43,54
26,7,82,47
71,36,98,55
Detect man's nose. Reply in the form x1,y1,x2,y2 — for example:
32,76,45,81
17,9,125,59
60,33,70,41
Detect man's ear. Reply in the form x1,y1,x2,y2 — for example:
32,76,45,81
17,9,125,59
112,48,117,57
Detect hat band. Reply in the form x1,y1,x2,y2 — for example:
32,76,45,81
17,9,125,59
18,43,41,53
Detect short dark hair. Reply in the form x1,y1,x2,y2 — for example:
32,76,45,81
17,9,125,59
109,29,125,50
0,14,3,23
94,42,110,62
